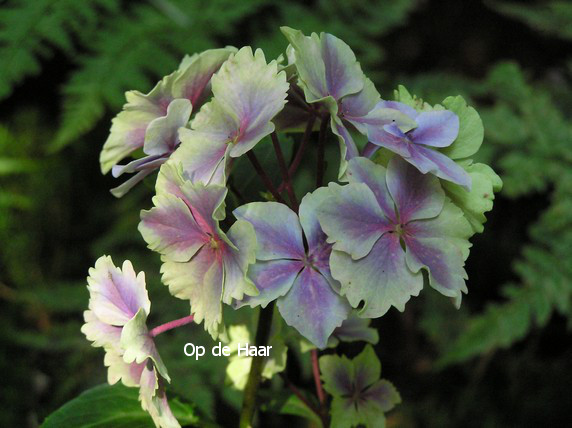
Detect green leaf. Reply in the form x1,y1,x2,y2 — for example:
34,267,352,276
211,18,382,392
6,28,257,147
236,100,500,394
41,383,198,427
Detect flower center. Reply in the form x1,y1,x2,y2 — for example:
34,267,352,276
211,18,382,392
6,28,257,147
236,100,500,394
208,235,220,250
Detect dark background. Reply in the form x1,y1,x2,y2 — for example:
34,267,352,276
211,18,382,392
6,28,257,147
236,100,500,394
1,0,571,426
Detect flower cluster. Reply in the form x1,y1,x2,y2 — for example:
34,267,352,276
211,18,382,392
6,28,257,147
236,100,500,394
84,27,501,427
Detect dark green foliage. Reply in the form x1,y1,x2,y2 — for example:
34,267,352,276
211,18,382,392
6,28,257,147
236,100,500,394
42,383,198,427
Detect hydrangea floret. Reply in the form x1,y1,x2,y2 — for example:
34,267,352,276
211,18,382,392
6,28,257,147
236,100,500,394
82,26,501,427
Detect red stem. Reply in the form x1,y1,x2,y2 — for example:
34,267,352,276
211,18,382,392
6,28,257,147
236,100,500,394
282,375,322,417
271,132,298,210
311,349,326,405
149,315,195,337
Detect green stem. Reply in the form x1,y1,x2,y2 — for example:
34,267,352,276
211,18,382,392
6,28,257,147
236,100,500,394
239,303,275,428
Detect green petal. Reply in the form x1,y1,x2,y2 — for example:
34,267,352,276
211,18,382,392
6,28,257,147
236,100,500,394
439,95,484,160
120,308,170,382
443,162,503,234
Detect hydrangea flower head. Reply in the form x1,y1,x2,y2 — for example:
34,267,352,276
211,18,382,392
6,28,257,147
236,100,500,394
234,192,351,348
139,163,257,337
170,46,289,185
81,255,179,428
100,48,236,196
316,156,472,318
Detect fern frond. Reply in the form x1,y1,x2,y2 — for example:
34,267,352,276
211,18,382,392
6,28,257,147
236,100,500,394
51,0,269,150
488,0,572,41
437,63,572,366
0,0,118,100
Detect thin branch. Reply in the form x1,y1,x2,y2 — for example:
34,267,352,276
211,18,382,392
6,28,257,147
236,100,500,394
278,115,316,193
272,132,298,210
316,115,329,188
149,315,194,337
247,151,284,203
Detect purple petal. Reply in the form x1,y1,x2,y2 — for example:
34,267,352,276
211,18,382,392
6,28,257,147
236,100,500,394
316,182,391,260
367,125,412,159
173,127,229,185
410,110,459,148
386,157,445,223
352,345,381,391
330,233,423,318
236,259,304,308
408,144,472,190
277,267,350,348
233,202,305,261
81,310,122,353
331,116,359,160
339,78,380,124
346,157,397,223
377,100,418,119
321,33,364,100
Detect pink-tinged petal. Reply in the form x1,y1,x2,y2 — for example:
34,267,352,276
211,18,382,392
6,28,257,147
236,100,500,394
377,100,419,119
403,201,472,305
330,233,423,318
221,220,258,304
155,161,188,202
408,144,472,190
211,47,289,157
161,246,224,338
179,181,227,235
87,256,150,326
346,157,397,223
81,310,122,354
236,259,304,309
143,98,192,156
172,47,237,108
173,127,229,185
100,105,158,174
316,182,391,260
104,350,146,388
277,267,351,349
386,156,445,223
233,202,305,261
139,366,181,428
410,110,459,148
139,193,207,263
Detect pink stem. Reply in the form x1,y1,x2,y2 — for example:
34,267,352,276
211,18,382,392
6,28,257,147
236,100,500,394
311,349,326,405
149,314,195,337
